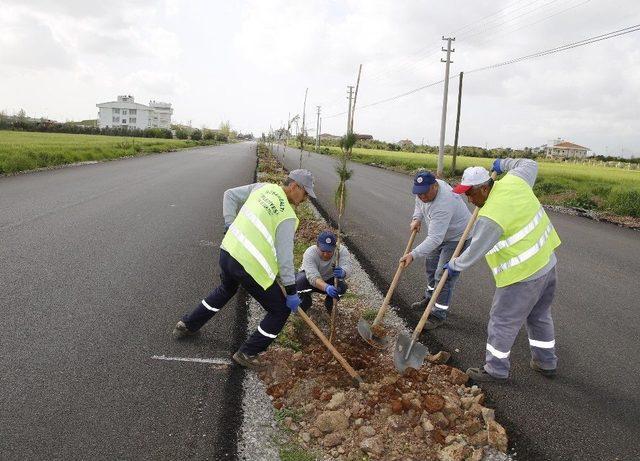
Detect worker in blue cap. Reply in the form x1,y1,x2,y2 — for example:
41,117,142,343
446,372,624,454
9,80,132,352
295,230,351,313
399,171,472,330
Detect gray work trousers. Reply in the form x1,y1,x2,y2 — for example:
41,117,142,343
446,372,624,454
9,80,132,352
484,266,558,378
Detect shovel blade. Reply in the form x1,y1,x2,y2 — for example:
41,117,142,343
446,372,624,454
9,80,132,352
393,332,429,373
357,319,389,349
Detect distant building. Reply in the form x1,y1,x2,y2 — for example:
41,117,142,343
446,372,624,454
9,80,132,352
319,133,341,140
543,138,589,158
399,139,415,149
96,95,173,130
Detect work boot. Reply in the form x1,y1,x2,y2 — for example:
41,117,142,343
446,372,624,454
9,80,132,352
530,359,556,377
466,367,507,383
424,315,446,331
232,351,266,371
172,320,198,339
411,297,428,309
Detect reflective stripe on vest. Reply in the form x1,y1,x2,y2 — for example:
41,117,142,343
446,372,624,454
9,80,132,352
240,207,277,258
492,222,555,276
228,224,277,281
487,207,545,256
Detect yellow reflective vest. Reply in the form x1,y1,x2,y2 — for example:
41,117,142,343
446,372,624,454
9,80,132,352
221,184,299,289
479,174,561,287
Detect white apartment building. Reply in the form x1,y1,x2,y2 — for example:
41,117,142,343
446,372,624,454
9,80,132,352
96,95,173,130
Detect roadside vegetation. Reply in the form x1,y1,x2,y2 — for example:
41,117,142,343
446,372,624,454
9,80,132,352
0,130,222,175
319,145,640,219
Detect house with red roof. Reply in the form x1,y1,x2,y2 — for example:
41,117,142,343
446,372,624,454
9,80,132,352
544,138,589,158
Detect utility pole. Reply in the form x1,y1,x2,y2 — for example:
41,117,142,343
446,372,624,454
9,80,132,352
315,106,321,152
347,86,354,135
350,64,363,134
300,88,308,168
451,71,464,175
437,36,455,178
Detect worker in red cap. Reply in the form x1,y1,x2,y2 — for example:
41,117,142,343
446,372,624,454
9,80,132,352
448,159,561,382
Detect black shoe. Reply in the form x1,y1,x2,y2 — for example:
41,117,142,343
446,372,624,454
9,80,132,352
424,315,446,331
172,320,198,339
232,351,266,371
411,298,428,309
466,367,507,383
530,359,556,377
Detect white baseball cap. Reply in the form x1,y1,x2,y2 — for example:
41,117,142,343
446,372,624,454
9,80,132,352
452,166,491,194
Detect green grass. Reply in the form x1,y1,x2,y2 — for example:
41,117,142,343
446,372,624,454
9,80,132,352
322,146,640,217
0,130,217,174
279,444,319,461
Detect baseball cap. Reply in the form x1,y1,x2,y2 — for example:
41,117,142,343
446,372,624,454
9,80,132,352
412,171,436,194
452,166,491,194
317,230,337,252
288,169,316,198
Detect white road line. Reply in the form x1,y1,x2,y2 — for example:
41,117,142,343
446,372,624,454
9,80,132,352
151,355,232,366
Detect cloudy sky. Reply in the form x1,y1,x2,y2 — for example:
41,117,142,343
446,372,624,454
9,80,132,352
1,0,638,156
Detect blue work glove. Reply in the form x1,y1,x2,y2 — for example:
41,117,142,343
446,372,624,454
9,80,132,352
491,159,503,175
286,294,301,312
333,267,346,279
443,262,460,277
325,285,340,299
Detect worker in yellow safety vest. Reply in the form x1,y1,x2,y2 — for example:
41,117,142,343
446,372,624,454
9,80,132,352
172,169,316,370
448,158,561,382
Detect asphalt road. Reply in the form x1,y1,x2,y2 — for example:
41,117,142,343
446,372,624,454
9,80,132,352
0,143,256,459
276,145,640,461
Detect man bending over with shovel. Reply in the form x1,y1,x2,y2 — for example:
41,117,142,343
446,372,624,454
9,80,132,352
399,171,472,330
449,159,561,382
295,230,350,314
172,169,316,370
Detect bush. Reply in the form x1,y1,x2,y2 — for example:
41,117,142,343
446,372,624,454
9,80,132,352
605,188,640,217
175,129,189,140
191,129,202,141
215,132,228,142
203,130,216,140
563,192,598,210
533,180,568,196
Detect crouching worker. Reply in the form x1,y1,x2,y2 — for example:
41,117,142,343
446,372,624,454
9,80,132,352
295,230,350,314
172,169,317,371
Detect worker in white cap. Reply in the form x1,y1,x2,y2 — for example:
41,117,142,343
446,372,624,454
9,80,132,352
449,159,561,382
173,169,317,370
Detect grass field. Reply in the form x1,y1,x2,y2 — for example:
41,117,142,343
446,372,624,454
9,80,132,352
323,146,640,218
0,130,216,175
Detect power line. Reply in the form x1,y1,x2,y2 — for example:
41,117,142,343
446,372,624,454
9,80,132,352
324,23,640,118
465,23,640,74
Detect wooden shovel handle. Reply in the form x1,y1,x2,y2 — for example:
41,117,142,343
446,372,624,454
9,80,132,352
296,308,363,383
372,229,418,326
278,283,362,383
411,171,497,340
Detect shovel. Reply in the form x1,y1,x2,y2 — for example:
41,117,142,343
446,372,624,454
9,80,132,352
393,206,480,373
358,229,418,349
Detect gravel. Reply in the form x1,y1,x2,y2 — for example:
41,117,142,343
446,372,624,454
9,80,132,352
237,200,512,461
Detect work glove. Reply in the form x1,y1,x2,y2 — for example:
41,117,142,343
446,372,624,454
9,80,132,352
443,262,460,277
325,285,340,299
491,159,503,175
333,267,346,279
286,294,301,312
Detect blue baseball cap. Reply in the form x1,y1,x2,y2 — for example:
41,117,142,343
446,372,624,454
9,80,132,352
412,171,436,194
317,231,337,252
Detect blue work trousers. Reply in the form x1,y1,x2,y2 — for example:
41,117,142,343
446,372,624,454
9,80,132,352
424,239,470,320
182,249,290,356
